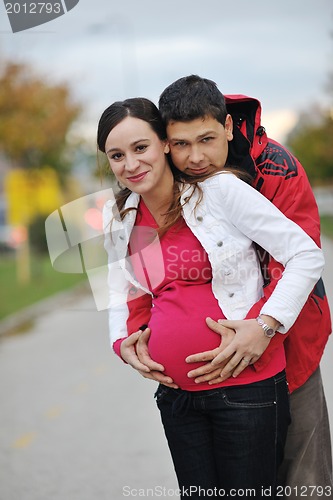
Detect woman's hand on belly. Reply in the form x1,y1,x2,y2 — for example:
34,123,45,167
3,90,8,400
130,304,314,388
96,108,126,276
121,328,179,389
136,328,179,388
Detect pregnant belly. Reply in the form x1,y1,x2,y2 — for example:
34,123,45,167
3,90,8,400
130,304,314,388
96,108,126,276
148,285,224,389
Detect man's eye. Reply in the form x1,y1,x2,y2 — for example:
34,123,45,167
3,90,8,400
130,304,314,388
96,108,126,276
202,136,213,143
174,141,187,147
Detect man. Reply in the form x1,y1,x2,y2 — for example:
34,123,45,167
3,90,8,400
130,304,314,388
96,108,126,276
119,75,332,492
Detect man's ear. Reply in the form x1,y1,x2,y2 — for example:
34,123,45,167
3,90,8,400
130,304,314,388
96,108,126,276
225,114,233,141
164,141,170,154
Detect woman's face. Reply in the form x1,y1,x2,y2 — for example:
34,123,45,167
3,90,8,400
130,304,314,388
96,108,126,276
105,116,171,196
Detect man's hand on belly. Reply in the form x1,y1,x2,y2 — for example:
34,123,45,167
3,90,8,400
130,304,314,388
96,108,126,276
185,318,236,384
209,319,271,382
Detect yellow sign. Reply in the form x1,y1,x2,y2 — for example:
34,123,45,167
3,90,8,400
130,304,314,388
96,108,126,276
4,167,63,225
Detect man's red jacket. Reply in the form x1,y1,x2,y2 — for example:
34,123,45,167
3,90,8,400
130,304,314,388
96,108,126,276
226,94,331,392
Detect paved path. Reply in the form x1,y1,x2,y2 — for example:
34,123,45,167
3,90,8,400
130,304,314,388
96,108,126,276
0,238,332,500
0,295,178,500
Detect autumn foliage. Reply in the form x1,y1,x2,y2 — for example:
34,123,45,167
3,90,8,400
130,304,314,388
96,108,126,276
0,61,81,175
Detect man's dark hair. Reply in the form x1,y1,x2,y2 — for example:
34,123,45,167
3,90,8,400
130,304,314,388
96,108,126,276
158,75,228,125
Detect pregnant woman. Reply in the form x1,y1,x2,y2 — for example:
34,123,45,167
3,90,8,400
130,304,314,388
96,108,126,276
98,97,324,499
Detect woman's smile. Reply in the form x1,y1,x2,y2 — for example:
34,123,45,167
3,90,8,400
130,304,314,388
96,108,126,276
127,171,149,183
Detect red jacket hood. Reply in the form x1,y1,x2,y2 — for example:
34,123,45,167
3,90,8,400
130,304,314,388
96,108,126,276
225,94,268,177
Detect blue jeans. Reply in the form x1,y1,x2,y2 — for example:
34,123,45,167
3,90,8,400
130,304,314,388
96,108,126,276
155,371,290,499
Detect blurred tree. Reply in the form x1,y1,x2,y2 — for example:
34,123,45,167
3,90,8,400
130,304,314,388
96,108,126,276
0,60,84,282
0,61,82,178
286,107,333,185
286,26,333,185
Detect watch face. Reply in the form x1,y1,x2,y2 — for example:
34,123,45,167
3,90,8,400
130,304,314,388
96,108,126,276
266,328,275,338
256,317,276,338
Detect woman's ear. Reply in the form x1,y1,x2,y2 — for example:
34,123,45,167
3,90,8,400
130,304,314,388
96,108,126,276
164,141,170,154
225,114,233,141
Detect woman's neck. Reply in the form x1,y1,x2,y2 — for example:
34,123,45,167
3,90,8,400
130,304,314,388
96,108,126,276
141,169,174,226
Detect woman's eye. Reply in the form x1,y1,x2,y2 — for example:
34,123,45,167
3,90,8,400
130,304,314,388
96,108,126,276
110,152,123,161
136,144,147,152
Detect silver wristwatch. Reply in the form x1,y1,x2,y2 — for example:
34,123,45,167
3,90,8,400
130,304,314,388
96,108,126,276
256,316,277,338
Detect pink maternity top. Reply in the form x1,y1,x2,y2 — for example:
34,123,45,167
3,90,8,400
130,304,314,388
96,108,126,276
125,199,285,391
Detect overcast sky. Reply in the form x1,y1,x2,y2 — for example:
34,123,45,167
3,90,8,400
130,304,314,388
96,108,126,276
0,0,332,143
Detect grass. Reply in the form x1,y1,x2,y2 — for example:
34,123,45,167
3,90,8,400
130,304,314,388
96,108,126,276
320,215,333,240
0,251,87,321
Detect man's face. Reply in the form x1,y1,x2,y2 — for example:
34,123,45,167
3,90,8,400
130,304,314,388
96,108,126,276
166,114,233,177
